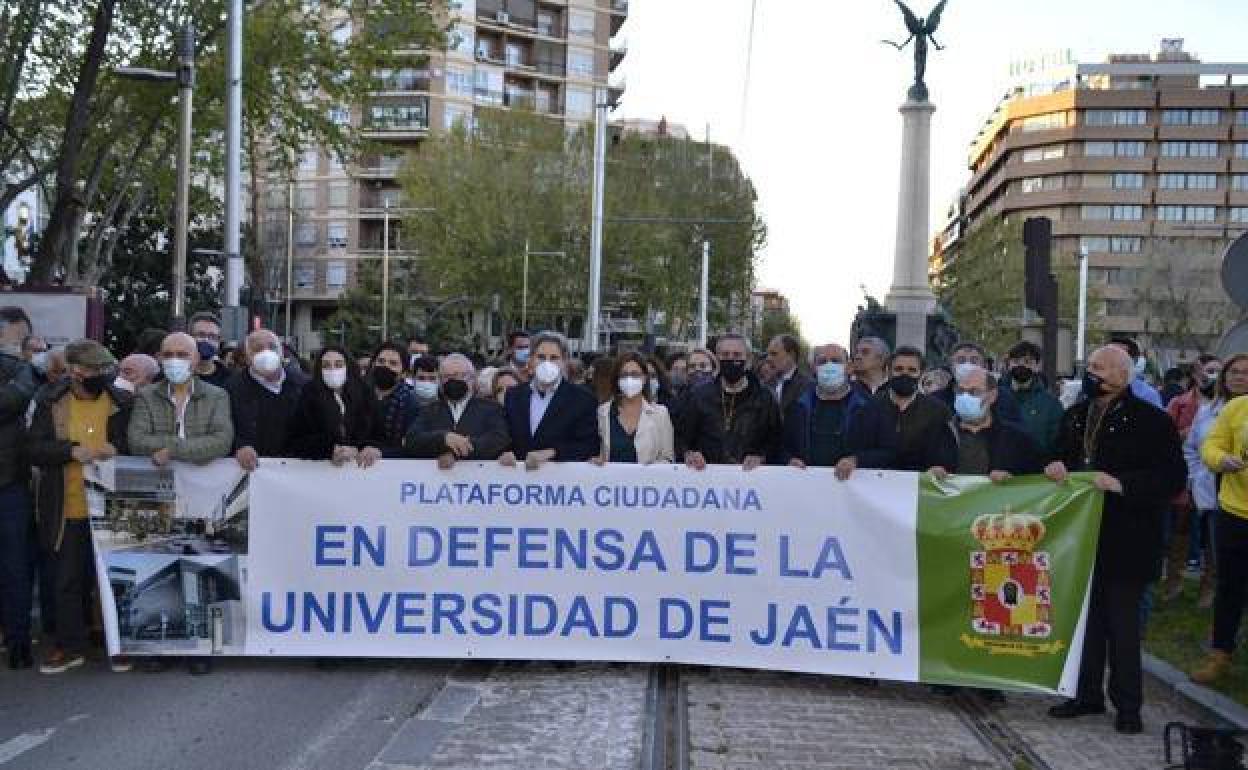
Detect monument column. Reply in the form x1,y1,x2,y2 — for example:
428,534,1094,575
885,97,938,353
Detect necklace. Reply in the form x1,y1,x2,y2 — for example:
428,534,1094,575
721,389,738,433
1082,399,1112,466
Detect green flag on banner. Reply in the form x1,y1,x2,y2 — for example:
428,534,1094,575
917,472,1103,693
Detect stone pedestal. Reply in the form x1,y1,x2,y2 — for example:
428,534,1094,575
885,99,938,353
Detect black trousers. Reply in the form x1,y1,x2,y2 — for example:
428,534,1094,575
53,520,94,654
1212,510,1248,653
1076,571,1147,715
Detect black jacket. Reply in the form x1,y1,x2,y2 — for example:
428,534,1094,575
950,419,1043,476
676,375,782,464
226,369,305,457
1054,390,1187,582
873,391,957,472
26,382,132,551
782,384,896,469
404,397,510,460
502,380,599,462
286,380,384,460
0,352,36,487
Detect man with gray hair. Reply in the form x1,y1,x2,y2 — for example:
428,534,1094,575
226,329,305,470
404,353,509,468
499,331,598,469
851,336,890,396
116,353,159,392
1045,345,1186,734
928,364,1042,483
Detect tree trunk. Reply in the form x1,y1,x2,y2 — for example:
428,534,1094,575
30,0,117,284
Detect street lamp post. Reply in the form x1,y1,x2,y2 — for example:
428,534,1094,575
114,23,196,325
585,87,609,352
382,200,390,341
224,0,244,310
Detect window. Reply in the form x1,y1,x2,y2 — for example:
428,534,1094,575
1237,143,1248,159
294,263,315,290
451,23,474,56
444,103,472,130
1161,141,1188,157
1159,173,1185,190
1021,112,1067,132
1082,173,1111,189
1020,176,1061,193
568,47,594,79
568,9,595,39
446,66,473,98
474,67,503,104
1104,268,1141,287
1081,205,1111,220
327,222,348,250
1112,204,1142,220
295,222,317,245
1111,236,1142,253
1116,141,1145,157
329,153,345,173
1233,175,1248,191
1085,141,1114,157
1237,111,1248,126
1193,109,1221,125
328,182,349,208
1112,173,1144,189
1162,109,1189,125
299,148,319,171
566,86,593,118
1188,173,1218,190
1157,205,1184,221
295,183,316,209
1191,142,1219,158
1022,144,1064,162
326,260,347,290
330,20,352,45
506,42,528,67
1186,206,1217,222
537,10,558,36
328,106,350,125
1085,109,1147,126
1231,207,1248,223
1079,236,1110,253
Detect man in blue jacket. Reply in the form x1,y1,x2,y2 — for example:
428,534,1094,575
499,331,599,469
783,343,895,479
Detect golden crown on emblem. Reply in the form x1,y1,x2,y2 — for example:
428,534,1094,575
970,510,1045,551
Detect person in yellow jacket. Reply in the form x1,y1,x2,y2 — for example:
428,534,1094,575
1192,353,1248,683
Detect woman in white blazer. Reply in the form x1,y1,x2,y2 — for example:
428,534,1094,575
591,352,675,465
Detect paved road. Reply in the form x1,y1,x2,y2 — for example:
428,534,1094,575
0,654,1219,769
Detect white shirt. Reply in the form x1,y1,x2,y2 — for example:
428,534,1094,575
165,380,194,440
773,367,795,403
529,381,558,436
249,366,286,395
449,397,470,425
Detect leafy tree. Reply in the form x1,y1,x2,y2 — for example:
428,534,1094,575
5,0,441,296
1130,237,1237,359
939,215,1082,356
756,305,805,352
398,108,765,350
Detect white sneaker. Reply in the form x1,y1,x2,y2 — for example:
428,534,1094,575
39,651,85,674
110,656,133,673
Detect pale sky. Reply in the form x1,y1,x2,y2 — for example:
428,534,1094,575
615,0,1248,345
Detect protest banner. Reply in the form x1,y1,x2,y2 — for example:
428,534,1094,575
88,459,1102,694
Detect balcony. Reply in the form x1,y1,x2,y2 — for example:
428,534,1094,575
608,77,625,108
505,90,536,110
610,39,627,70
372,69,431,94
610,0,628,36
362,102,430,140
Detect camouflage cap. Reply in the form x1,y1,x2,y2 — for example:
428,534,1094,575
64,339,116,369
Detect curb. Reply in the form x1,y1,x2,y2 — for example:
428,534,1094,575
1143,651,1248,728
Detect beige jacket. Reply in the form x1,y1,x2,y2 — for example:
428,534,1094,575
597,399,675,465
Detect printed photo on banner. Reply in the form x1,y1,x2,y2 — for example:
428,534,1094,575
85,458,250,657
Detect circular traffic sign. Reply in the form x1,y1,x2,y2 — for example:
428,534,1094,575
1221,230,1248,309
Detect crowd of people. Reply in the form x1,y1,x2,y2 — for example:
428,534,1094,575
0,303,1245,736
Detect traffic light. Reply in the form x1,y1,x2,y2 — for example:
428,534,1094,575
1023,216,1052,316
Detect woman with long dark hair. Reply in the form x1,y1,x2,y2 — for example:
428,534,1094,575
286,345,384,467
590,352,674,465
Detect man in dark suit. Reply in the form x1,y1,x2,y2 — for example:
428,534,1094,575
499,331,599,469
404,353,509,468
766,334,811,413
1044,345,1186,735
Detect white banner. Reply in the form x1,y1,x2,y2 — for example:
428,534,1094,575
245,461,920,680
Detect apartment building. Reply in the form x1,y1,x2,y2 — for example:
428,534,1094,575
936,40,1248,360
265,0,628,353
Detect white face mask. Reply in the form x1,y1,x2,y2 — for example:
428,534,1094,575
618,376,644,398
412,380,439,401
112,376,135,393
252,349,282,375
322,368,347,390
162,358,192,385
535,360,561,386
31,352,49,372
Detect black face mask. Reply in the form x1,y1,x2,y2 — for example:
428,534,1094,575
1201,381,1217,397
372,366,398,390
80,374,110,397
1082,371,1106,398
888,374,918,398
1009,365,1034,385
442,378,469,402
719,360,747,385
